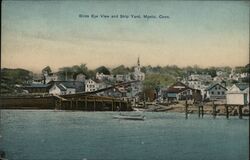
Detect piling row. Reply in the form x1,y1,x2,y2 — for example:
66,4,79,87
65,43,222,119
54,96,132,111
184,101,245,119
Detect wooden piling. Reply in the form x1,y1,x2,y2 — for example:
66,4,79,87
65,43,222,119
102,100,104,111
76,100,78,110
198,105,201,118
59,100,62,110
185,99,188,119
94,99,96,111
144,93,146,108
70,100,73,110
212,101,216,119
126,99,129,111
119,99,122,111
201,105,204,118
225,105,229,119
112,99,114,111
85,97,87,111
239,105,243,119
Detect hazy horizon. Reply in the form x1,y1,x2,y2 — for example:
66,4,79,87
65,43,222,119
2,1,249,73
2,62,249,75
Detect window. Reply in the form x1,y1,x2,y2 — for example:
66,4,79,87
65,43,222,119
222,91,225,95
215,87,217,90
217,91,220,95
211,91,214,95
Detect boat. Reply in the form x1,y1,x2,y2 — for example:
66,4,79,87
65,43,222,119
133,107,146,112
113,113,145,120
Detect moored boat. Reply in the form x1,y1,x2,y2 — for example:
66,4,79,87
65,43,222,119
113,113,145,120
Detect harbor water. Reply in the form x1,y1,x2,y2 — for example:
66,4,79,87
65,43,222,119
0,110,249,160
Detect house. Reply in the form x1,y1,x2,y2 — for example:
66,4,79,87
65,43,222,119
205,83,227,100
44,72,58,84
48,81,85,95
189,74,212,82
164,82,194,101
23,84,52,93
226,83,249,105
49,83,75,95
96,72,114,81
106,87,127,98
216,71,227,77
115,75,125,82
213,76,227,82
186,80,207,99
85,79,107,92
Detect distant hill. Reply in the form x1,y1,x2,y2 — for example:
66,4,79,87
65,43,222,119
1,68,33,94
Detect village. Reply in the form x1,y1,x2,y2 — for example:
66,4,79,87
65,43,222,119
1,58,249,117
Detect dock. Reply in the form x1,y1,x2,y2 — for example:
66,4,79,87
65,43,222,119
183,100,249,119
54,95,132,111
0,95,132,111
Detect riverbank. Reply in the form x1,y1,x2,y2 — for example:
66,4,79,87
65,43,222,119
142,101,249,117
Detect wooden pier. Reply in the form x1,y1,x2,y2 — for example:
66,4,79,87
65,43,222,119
54,95,132,111
184,101,248,119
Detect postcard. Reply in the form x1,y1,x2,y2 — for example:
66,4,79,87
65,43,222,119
0,1,249,160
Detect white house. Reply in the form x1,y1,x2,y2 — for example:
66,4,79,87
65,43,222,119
49,81,84,95
49,83,75,95
85,79,107,92
189,74,212,82
96,72,114,81
226,83,249,105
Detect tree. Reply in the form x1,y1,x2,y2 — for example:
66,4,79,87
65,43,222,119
206,67,217,77
143,73,175,90
112,65,131,75
57,67,74,80
1,68,33,85
42,66,52,74
96,66,111,75
57,64,92,80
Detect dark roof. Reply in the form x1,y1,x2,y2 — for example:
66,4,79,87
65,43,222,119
24,84,51,88
206,83,227,91
166,82,193,93
235,83,249,91
93,79,103,83
56,84,66,91
49,81,85,92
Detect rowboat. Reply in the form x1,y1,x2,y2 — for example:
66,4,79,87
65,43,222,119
113,113,145,120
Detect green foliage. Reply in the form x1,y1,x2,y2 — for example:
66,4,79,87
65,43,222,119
111,65,132,75
1,68,33,84
1,68,33,94
235,64,250,73
143,73,175,90
57,64,95,80
96,66,111,75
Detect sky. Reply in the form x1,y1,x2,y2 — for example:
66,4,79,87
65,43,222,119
1,1,249,72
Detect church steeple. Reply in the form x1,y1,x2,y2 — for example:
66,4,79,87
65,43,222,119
137,57,140,67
